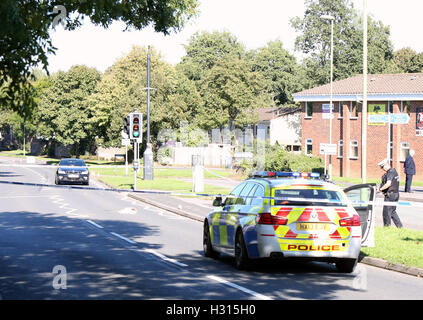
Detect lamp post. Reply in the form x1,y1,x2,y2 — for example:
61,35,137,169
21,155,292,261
321,14,335,179
362,0,368,183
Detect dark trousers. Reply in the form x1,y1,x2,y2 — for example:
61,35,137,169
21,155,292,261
405,174,414,192
383,192,403,228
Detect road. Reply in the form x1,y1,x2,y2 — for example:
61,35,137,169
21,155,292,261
0,160,422,300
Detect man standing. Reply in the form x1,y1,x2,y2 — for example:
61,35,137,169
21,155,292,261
404,149,416,193
377,159,403,228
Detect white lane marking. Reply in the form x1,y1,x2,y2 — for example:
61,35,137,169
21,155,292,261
86,220,104,229
207,275,272,300
118,207,137,215
110,232,136,244
143,249,188,267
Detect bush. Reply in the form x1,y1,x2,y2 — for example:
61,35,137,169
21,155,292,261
263,145,324,174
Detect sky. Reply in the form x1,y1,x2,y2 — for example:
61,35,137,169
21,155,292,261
47,0,423,73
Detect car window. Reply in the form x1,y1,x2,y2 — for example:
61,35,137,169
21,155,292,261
59,159,86,167
237,182,256,205
250,185,265,207
225,182,246,205
273,188,347,207
245,184,257,206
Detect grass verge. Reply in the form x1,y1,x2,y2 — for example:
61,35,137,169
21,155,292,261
96,173,231,195
361,226,423,269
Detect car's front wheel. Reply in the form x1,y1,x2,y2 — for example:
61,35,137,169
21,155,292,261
336,258,358,273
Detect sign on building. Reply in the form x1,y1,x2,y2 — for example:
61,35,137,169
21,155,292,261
319,143,337,155
417,107,423,136
322,104,334,119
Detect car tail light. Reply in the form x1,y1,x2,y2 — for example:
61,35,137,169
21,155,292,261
256,213,288,225
339,215,360,227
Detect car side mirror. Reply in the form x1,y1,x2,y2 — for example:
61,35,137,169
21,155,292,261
212,197,223,207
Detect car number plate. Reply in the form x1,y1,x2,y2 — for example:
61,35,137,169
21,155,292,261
68,174,79,178
297,223,330,232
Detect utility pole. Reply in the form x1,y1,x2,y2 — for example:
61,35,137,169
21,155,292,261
143,46,155,180
321,14,335,179
362,0,368,184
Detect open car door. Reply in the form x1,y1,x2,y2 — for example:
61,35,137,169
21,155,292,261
343,184,376,247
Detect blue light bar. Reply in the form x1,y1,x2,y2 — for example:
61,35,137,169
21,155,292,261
252,171,321,179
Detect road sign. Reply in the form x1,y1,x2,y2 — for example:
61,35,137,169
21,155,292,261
368,113,409,125
320,143,337,155
390,113,410,124
368,114,389,124
121,138,130,146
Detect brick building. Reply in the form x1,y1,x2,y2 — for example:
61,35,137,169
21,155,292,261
293,73,423,180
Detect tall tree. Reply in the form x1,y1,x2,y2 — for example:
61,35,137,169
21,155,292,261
0,0,199,115
37,65,101,155
88,46,199,147
291,0,396,86
179,31,271,129
393,47,423,73
248,40,306,106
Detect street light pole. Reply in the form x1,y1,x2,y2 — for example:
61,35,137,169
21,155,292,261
321,14,335,179
362,0,368,183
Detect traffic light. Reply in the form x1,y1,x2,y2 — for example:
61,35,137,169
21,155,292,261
123,116,130,137
130,113,142,141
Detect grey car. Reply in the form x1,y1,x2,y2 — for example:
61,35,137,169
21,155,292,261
55,158,89,185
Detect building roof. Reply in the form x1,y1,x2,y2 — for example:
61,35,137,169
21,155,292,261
257,106,301,121
293,73,423,102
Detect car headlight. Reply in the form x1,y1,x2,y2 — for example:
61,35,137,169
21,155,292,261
58,169,66,174
81,170,89,175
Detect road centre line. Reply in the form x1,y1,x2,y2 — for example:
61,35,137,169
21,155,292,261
143,249,188,267
206,275,272,300
110,232,137,244
86,220,104,229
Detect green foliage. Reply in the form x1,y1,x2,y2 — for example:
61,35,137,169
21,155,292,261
264,145,324,173
179,31,271,129
0,0,199,115
248,40,307,105
393,47,423,73
291,0,396,85
36,65,101,154
88,46,200,148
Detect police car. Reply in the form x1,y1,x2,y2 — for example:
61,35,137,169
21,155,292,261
203,171,376,273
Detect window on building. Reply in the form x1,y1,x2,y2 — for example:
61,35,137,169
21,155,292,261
350,102,359,119
350,140,359,159
306,139,313,155
338,140,343,158
338,102,344,118
389,101,394,113
404,101,411,116
400,142,410,162
306,102,313,118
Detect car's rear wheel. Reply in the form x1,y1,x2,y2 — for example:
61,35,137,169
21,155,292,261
336,258,358,273
234,230,251,270
203,221,219,259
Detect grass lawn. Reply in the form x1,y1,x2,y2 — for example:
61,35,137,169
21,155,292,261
90,166,235,179
361,226,423,269
96,173,231,195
